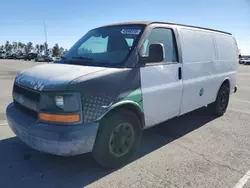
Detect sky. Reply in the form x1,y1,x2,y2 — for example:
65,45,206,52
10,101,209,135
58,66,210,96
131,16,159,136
0,0,250,54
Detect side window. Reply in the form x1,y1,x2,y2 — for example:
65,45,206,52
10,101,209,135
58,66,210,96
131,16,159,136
141,28,178,63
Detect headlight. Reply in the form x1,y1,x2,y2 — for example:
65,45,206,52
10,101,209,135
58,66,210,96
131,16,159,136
39,92,82,124
40,92,81,112
55,96,64,109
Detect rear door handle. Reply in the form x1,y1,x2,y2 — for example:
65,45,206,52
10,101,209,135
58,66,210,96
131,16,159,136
178,67,182,80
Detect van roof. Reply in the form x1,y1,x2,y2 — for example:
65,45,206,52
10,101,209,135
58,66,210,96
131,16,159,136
97,21,232,35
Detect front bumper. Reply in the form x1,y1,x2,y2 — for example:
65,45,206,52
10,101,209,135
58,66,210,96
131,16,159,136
6,103,99,156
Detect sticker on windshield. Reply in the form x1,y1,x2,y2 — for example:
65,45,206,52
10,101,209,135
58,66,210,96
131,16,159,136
121,29,141,35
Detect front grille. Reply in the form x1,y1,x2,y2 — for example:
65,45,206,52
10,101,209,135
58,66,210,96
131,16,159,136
14,101,38,119
13,84,40,102
13,84,40,119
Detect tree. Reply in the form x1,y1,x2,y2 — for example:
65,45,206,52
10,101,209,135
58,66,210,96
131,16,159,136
4,41,13,53
25,42,33,54
4,41,9,52
17,42,22,52
35,44,40,54
12,42,18,53
17,42,25,53
39,44,45,54
59,46,64,56
0,45,4,52
1,41,67,56
80,47,92,54
52,44,60,57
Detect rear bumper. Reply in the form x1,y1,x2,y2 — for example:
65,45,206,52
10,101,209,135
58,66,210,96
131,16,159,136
6,103,99,156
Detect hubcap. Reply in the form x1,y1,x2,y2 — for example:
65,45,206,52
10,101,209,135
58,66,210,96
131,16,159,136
219,90,229,111
109,123,135,157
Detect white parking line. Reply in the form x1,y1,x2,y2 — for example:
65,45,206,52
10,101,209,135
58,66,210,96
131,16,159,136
234,99,250,104
0,121,7,126
233,169,250,188
228,108,250,114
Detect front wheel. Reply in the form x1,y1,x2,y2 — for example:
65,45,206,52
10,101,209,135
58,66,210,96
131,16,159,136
92,109,142,169
209,84,230,116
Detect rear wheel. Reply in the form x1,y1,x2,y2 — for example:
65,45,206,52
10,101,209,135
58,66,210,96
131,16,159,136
209,84,230,116
92,109,142,169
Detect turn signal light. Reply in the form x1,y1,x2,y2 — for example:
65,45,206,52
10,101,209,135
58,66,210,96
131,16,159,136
39,113,80,123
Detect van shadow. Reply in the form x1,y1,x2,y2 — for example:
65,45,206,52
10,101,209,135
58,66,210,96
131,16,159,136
0,107,217,188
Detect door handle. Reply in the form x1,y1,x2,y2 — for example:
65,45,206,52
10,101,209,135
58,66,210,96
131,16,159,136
178,67,182,80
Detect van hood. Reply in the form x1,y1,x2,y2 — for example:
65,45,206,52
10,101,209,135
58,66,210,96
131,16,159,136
15,64,107,91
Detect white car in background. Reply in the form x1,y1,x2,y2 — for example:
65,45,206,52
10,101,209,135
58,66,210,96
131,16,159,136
240,56,250,65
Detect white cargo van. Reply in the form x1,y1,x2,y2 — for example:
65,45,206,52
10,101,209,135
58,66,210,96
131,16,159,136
7,21,238,168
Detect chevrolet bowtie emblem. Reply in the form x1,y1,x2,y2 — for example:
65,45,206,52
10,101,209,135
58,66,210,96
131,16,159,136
18,95,24,104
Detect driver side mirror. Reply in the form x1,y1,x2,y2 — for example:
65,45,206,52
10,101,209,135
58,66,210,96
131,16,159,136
148,43,165,63
140,43,165,64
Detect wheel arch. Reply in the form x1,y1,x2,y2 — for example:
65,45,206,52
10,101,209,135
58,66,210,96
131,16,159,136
221,78,230,88
215,78,231,99
97,100,145,129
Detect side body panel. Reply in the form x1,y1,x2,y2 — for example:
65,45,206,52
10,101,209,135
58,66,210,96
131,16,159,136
178,27,216,114
178,26,238,115
212,34,238,94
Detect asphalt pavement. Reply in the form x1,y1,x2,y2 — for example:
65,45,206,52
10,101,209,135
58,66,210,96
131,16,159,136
0,59,250,188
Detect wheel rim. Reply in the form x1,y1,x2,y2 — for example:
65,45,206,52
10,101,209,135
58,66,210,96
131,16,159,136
109,122,135,157
219,90,229,111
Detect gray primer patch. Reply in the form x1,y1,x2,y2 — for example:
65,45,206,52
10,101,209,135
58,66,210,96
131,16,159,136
15,64,108,91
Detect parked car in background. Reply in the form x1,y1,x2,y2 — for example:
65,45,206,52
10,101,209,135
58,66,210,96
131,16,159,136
240,55,250,65
0,51,6,59
6,53,17,59
24,53,38,61
16,53,26,60
35,55,54,62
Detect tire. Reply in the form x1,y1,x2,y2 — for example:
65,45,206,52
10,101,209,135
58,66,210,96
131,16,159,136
92,109,142,169
209,84,230,116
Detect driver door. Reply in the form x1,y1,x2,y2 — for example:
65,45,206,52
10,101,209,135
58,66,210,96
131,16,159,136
139,26,183,128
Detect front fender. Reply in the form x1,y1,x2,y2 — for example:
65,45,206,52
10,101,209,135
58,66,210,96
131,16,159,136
96,99,143,121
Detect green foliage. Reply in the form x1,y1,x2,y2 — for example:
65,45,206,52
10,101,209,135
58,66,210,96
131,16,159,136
24,42,33,54
1,41,65,55
59,47,64,56
0,45,4,52
12,42,18,53
5,41,12,53
39,44,45,54
35,44,40,53
52,44,60,57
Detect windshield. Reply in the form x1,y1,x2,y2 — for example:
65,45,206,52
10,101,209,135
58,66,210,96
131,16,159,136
63,25,144,66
